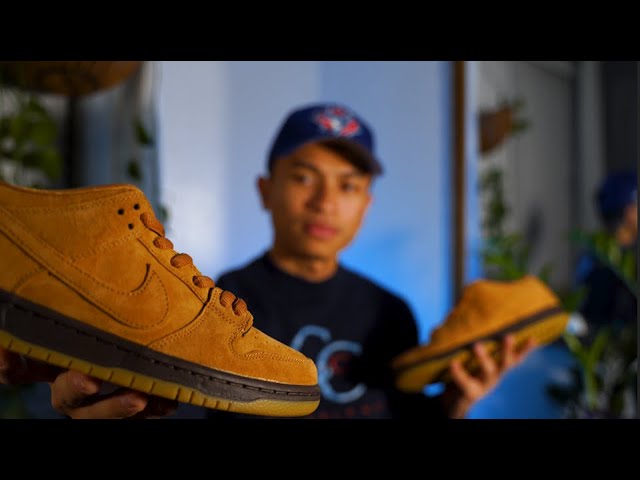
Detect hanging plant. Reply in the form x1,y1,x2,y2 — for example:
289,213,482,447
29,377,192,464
0,83,63,188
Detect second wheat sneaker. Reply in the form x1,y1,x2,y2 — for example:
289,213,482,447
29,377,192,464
392,275,570,392
0,181,320,416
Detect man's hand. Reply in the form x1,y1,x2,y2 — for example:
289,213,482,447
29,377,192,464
49,370,178,419
0,346,62,385
440,334,537,418
1,346,178,419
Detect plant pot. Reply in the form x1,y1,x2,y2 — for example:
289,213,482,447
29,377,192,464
0,61,143,97
479,106,513,154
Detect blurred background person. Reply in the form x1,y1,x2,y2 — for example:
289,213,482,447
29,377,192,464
574,169,637,336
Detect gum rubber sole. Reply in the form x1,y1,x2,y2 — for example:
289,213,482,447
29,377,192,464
0,330,319,417
394,308,569,392
0,290,320,417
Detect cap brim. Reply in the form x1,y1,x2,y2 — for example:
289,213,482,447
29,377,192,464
317,138,383,176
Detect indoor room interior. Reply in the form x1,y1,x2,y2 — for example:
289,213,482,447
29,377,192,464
0,61,636,419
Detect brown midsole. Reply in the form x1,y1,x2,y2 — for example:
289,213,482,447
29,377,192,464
0,288,319,403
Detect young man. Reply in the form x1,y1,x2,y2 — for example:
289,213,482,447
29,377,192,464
208,103,536,419
0,103,536,419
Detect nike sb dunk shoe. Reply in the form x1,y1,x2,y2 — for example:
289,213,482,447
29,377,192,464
0,181,319,416
392,275,569,392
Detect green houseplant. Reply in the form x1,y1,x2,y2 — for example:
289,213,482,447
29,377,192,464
0,81,63,187
545,231,637,418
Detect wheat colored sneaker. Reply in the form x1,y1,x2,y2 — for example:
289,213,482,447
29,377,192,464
0,182,319,416
392,275,570,392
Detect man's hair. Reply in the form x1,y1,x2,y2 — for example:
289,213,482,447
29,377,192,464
318,139,379,176
267,138,378,178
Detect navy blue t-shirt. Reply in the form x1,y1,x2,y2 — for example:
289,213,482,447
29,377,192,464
575,247,637,332
208,252,445,419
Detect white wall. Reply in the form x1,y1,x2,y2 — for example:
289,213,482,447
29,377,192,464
575,61,605,233
476,61,573,289
469,61,577,419
465,61,483,284
156,61,230,272
156,61,453,343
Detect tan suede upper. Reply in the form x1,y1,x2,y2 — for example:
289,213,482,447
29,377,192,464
0,182,317,386
392,275,566,366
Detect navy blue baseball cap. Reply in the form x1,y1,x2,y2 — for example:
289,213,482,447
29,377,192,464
267,103,383,175
596,170,637,221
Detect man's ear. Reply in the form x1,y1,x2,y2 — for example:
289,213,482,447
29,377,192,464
257,176,271,210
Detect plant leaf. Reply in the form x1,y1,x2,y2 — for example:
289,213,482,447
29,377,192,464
134,118,154,146
9,112,28,146
127,159,142,182
28,117,57,146
37,147,62,181
157,204,169,223
559,286,587,312
587,327,611,366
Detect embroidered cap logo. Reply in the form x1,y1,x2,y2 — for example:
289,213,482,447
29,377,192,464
313,106,361,138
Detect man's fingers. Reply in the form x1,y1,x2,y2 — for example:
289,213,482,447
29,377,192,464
50,370,149,419
0,347,25,384
500,335,516,369
19,357,65,384
499,335,538,371
49,370,175,419
2,346,172,419
50,370,102,412
514,338,537,364
131,396,179,419
0,347,63,385
472,342,498,381
449,359,479,396
66,389,150,419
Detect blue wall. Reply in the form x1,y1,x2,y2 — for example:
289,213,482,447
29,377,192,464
158,61,454,343
318,61,453,342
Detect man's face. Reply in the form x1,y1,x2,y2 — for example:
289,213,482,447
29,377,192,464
259,142,373,262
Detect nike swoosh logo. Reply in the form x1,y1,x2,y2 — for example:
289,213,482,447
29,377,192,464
0,206,169,329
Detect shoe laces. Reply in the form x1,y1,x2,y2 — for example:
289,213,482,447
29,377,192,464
140,212,252,333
